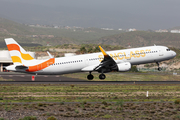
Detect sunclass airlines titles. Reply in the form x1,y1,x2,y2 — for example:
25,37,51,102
98,49,151,61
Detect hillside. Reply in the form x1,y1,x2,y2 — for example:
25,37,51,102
0,18,124,47
1,17,180,49
97,31,180,48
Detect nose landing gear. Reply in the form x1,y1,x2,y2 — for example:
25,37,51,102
156,62,162,71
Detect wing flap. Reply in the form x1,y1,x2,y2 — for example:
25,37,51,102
81,64,99,72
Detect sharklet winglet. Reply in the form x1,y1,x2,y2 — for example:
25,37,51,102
99,46,108,57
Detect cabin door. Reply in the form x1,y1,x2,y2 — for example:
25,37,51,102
159,48,164,56
85,57,89,66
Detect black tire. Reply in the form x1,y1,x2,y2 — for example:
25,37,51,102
87,74,94,80
99,74,106,80
158,67,162,71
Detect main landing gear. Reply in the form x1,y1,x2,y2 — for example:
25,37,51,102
87,72,106,80
87,72,94,80
99,73,106,80
156,62,162,71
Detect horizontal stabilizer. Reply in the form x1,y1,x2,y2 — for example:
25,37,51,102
15,65,28,69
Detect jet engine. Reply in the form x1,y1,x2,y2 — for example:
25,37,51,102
117,62,131,72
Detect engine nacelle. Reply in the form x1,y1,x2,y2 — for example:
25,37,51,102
117,62,131,72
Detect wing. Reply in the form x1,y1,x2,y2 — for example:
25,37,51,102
81,46,127,73
94,46,118,73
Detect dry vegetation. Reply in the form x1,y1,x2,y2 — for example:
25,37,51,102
0,84,180,119
1,102,180,119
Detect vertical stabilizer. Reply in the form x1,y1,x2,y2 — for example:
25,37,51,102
5,38,35,65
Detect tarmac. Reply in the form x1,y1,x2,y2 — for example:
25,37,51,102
0,73,180,84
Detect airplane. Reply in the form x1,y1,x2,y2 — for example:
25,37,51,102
5,38,176,80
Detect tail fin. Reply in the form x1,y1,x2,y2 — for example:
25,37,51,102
5,38,35,65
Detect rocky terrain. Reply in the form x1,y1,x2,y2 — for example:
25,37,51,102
1,102,180,120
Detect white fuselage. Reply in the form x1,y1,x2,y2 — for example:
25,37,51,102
25,45,176,75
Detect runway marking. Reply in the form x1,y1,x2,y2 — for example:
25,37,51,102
44,76,48,77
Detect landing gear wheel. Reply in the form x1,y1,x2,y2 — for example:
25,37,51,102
99,74,106,80
158,67,162,71
87,74,94,80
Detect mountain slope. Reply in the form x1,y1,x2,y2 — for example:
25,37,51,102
0,18,124,46
1,17,180,48
97,31,180,48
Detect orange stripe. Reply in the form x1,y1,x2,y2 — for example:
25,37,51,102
7,44,34,60
26,58,55,72
7,44,20,52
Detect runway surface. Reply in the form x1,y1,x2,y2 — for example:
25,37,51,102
0,73,180,84
0,74,84,81
1,81,180,84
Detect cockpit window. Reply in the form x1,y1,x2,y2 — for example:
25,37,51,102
166,49,171,51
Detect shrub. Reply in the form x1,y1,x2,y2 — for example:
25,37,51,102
113,96,118,99
70,84,75,88
115,100,124,111
46,112,51,116
20,116,37,120
102,114,112,119
115,100,124,107
60,101,64,105
175,115,180,119
0,118,5,120
75,109,79,114
38,103,44,107
47,116,57,120
130,65,138,72
175,99,180,104
0,97,3,100
102,101,107,105
81,101,87,105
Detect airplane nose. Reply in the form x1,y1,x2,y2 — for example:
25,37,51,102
172,51,176,57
